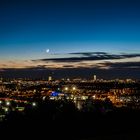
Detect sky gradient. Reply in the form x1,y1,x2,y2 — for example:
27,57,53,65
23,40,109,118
0,0,140,79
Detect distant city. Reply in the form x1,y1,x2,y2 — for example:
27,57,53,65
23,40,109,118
1,0,140,139
0,75,140,119
0,75,140,139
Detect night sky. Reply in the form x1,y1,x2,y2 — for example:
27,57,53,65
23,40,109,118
0,0,140,79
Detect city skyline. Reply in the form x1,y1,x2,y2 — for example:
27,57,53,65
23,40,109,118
0,0,140,79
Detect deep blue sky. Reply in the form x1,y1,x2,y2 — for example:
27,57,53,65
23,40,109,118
0,0,140,60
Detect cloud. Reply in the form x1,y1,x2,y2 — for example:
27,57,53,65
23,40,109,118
102,62,140,69
35,52,140,63
0,52,140,71
69,52,108,56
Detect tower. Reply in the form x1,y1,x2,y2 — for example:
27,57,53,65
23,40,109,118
48,76,52,81
93,75,97,81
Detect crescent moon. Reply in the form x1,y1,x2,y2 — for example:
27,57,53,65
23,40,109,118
46,49,50,53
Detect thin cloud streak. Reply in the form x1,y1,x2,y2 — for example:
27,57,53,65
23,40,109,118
0,52,140,70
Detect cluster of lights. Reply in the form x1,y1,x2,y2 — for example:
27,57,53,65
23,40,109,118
64,87,76,91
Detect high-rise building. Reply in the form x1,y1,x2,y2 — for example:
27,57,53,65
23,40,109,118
93,75,97,81
48,76,52,81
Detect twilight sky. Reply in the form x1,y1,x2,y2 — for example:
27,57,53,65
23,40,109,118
0,0,140,79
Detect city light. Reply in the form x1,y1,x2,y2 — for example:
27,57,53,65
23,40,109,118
5,108,8,112
72,87,76,90
42,96,46,101
6,101,10,106
81,96,88,100
65,87,68,91
0,0,140,137
93,95,96,99
32,102,36,107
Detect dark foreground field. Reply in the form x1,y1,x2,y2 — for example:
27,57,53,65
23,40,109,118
0,100,140,140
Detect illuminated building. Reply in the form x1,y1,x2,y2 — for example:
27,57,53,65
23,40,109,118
93,75,97,81
48,76,52,81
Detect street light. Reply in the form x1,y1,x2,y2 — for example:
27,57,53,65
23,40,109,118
32,102,36,107
93,95,96,99
72,87,76,91
5,108,8,112
6,101,10,106
65,87,68,91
